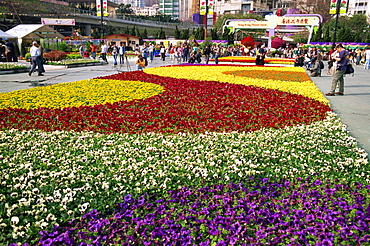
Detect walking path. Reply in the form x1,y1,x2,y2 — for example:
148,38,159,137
1,59,369,155
311,65,370,155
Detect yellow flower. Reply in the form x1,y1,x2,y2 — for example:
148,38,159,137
0,79,164,110
144,66,328,104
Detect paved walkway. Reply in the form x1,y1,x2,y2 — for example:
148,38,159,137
1,59,369,155
311,65,370,155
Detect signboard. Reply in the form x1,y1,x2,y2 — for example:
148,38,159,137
41,18,75,25
96,0,108,17
329,0,348,14
275,16,320,26
229,21,271,28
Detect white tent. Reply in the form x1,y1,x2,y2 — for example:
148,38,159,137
5,24,64,40
0,29,16,39
5,24,64,55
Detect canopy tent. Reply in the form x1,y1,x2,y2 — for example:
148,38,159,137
5,24,64,54
0,30,16,39
6,24,64,40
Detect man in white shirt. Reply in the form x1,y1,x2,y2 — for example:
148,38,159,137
29,41,43,76
364,48,370,69
100,42,108,63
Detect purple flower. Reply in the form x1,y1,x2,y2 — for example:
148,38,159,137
124,194,133,203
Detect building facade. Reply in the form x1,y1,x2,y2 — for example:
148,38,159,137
348,0,370,16
159,0,180,19
132,4,160,15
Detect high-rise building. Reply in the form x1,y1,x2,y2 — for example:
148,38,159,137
159,0,179,19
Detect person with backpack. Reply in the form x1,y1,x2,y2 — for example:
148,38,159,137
326,44,348,96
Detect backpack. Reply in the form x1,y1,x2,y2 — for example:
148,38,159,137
344,63,354,76
319,61,324,69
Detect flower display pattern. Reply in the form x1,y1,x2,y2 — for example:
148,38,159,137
0,65,369,245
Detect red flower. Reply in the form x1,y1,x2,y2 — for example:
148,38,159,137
0,70,331,134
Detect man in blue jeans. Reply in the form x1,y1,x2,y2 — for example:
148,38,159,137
326,44,348,96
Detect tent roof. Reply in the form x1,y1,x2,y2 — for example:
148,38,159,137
5,24,64,39
0,29,16,39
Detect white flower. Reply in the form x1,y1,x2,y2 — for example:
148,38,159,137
11,217,19,225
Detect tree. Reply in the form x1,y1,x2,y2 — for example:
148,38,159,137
117,4,133,15
141,29,148,39
136,28,141,38
292,31,309,44
175,26,181,39
311,25,323,42
294,0,332,23
125,26,130,35
159,27,166,39
210,29,219,40
130,26,136,36
320,14,369,43
180,29,190,40
213,13,264,37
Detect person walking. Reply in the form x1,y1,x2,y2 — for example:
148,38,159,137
36,41,45,76
29,41,44,76
100,41,108,63
326,44,348,96
364,48,370,69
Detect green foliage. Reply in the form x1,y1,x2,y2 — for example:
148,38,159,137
321,14,370,43
117,4,133,14
192,27,205,40
180,29,190,40
57,41,69,52
175,26,181,39
66,54,82,60
20,42,27,57
158,27,166,39
210,29,219,40
141,29,148,39
213,13,264,34
292,31,309,44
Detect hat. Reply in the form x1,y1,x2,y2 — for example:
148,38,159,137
335,43,344,49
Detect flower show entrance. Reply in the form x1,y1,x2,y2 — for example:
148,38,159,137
223,14,322,48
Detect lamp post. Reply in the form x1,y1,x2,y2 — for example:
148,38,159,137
100,0,104,39
332,0,341,49
204,0,208,40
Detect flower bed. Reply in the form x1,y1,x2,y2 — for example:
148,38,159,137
45,59,102,66
209,56,295,65
0,63,28,71
0,65,369,245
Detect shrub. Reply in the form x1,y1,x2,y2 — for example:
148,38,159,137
43,50,67,62
66,53,82,59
